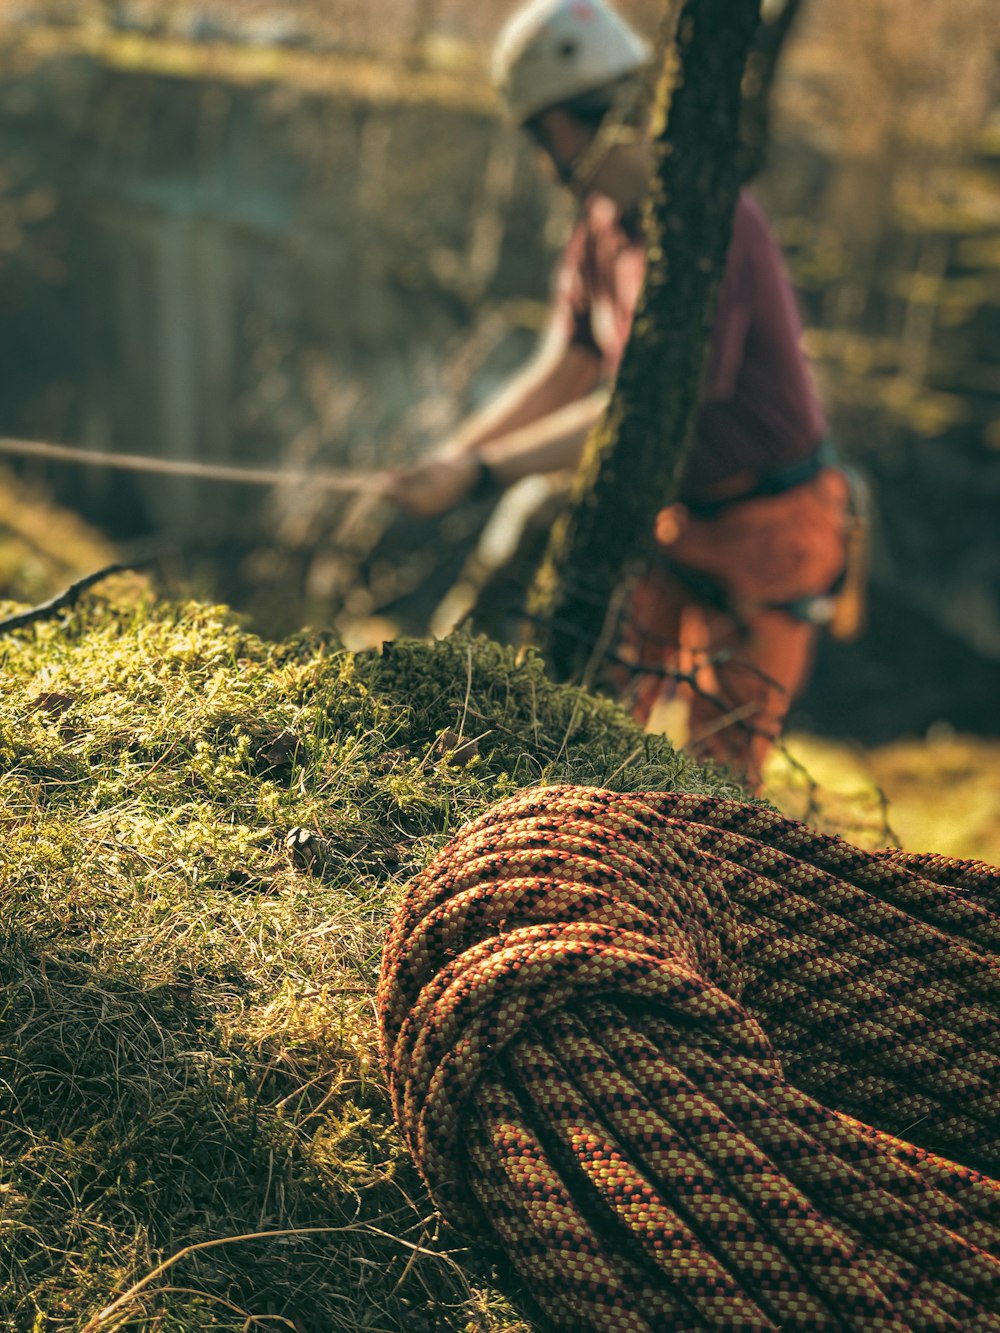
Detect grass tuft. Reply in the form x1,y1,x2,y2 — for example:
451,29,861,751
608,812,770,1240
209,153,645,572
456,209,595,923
0,594,739,1331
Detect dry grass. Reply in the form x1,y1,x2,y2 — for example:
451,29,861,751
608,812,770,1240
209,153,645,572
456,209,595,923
0,592,735,1332
764,730,1000,863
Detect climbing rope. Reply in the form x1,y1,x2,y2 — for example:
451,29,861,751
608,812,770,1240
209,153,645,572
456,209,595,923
0,435,375,491
378,785,1000,1331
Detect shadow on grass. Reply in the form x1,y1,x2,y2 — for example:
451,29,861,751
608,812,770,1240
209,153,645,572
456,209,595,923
0,929,530,1332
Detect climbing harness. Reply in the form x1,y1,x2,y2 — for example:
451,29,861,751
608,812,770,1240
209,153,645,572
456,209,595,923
682,440,839,520
379,784,1000,1331
655,441,872,637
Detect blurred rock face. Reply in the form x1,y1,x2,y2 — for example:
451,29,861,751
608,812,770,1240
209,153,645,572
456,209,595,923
0,3,996,739
0,40,555,515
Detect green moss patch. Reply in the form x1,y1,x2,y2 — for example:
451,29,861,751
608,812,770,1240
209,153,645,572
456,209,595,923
0,595,740,1332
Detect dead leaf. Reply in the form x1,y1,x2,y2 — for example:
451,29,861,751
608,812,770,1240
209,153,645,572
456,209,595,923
285,826,333,874
31,691,76,716
435,730,479,767
257,729,302,771
221,868,276,894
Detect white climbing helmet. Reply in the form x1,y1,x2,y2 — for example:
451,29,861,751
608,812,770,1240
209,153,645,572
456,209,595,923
492,0,652,125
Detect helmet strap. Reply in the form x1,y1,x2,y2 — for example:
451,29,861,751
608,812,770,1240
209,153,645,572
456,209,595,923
567,78,645,192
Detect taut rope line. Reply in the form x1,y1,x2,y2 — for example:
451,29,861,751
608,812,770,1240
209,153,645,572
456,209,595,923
378,785,1000,1330
0,435,377,491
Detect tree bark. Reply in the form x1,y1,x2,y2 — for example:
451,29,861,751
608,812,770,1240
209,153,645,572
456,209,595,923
527,0,764,682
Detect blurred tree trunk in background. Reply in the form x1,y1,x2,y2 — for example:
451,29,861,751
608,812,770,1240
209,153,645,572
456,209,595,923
739,0,804,182
527,0,764,682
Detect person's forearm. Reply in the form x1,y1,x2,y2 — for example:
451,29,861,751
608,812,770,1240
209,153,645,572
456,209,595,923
446,340,603,456
478,391,607,486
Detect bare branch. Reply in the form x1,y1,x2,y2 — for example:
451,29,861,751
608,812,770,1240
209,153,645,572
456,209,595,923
738,0,807,181
0,563,148,635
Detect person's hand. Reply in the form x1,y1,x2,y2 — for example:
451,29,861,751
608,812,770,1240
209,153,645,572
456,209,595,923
379,451,484,519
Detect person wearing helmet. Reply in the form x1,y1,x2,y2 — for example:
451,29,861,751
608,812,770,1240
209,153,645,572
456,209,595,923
382,0,849,790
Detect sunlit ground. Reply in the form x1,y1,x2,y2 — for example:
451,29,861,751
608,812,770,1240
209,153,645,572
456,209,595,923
648,693,1000,863
3,475,996,867
764,730,1000,863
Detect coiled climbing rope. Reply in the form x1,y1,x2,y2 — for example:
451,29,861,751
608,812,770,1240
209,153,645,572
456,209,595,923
378,785,1000,1331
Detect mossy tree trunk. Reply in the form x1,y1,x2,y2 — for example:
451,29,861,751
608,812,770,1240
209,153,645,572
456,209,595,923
527,0,764,682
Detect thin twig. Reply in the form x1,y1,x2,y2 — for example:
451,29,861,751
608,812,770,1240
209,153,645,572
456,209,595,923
80,1222,457,1332
0,562,149,634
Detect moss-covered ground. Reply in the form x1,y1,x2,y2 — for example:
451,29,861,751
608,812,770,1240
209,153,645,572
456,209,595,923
0,588,740,1332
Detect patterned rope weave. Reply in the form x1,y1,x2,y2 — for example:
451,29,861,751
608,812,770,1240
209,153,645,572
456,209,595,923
377,785,1000,1330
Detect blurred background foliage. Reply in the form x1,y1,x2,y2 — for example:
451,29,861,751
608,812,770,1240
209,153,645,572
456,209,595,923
0,0,997,748
0,15,998,1329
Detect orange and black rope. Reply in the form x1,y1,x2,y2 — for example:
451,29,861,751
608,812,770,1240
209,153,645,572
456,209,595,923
378,785,1000,1330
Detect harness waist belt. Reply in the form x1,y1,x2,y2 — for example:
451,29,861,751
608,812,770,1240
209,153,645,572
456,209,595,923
683,439,836,519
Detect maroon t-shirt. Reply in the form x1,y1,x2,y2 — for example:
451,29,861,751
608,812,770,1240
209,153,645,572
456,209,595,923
552,190,827,502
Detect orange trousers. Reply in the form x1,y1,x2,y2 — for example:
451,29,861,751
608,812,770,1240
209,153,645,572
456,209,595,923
616,468,849,790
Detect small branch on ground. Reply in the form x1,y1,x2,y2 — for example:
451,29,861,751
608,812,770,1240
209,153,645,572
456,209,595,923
0,562,148,635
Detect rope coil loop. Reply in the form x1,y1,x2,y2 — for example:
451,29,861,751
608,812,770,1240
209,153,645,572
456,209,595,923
377,784,1000,1330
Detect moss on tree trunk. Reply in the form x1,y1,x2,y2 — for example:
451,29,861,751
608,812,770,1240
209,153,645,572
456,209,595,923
528,0,764,681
